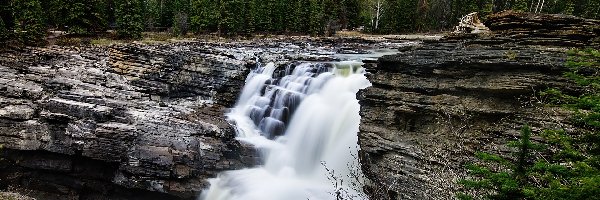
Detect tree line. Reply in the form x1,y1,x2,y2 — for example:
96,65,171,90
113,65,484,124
375,0,600,33
0,0,599,45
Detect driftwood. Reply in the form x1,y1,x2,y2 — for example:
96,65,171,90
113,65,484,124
453,12,490,34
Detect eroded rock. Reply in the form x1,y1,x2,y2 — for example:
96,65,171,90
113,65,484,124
0,43,257,200
485,10,600,47
359,12,591,200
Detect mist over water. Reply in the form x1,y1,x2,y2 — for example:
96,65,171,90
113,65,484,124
201,61,371,200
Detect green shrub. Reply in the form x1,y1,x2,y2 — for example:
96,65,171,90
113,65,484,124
458,125,541,200
460,48,600,200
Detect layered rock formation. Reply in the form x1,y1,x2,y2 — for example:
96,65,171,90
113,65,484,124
358,12,596,200
0,38,409,199
484,10,600,47
0,44,256,200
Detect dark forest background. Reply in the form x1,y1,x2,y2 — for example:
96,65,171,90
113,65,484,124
0,0,599,45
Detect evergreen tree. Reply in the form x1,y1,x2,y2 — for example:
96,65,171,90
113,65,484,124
3,0,598,38
172,0,190,36
582,0,600,19
0,17,8,44
460,48,600,200
250,0,271,32
308,0,324,35
291,0,310,33
146,0,175,28
510,0,531,11
115,0,143,39
190,0,220,33
378,0,418,33
271,0,287,33
345,0,362,29
12,0,46,46
218,0,245,34
458,125,541,200
46,0,109,34
243,0,257,34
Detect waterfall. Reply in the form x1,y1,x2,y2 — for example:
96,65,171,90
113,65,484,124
201,61,371,200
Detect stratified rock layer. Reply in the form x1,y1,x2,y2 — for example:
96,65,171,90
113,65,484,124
485,10,600,47
358,12,595,200
0,37,412,200
0,43,256,200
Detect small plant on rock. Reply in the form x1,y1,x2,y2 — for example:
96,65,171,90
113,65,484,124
459,48,600,200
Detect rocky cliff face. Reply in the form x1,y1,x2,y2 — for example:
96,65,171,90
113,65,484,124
0,43,256,200
358,12,598,200
0,38,409,199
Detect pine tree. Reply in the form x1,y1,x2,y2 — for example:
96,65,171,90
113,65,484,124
308,0,324,35
510,0,530,11
345,0,362,29
458,125,540,200
12,0,46,46
461,49,600,200
290,0,310,33
115,0,144,39
243,0,257,34
0,17,8,44
190,0,219,33
270,0,287,33
46,0,108,34
172,0,190,36
250,0,271,32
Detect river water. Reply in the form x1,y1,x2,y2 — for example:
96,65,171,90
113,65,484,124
200,49,397,200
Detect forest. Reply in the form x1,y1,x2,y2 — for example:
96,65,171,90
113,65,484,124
0,0,599,45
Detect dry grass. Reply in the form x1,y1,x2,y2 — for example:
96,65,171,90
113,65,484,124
90,38,124,46
335,31,370,37
0,192,35,200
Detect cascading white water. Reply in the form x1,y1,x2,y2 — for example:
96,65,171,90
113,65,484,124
201,60,371,200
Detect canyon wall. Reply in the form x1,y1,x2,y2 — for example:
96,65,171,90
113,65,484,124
0,38,395,200
358,11,600,200
0,44,257,200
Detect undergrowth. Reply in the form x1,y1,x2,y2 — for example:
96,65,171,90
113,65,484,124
458,48,600,200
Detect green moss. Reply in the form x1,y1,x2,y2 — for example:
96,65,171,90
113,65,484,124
505,50,517,60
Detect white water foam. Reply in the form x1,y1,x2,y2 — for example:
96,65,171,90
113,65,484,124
201,61,371,200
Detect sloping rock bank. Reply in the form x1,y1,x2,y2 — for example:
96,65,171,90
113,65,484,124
358,12,598,199
0,44,257,200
